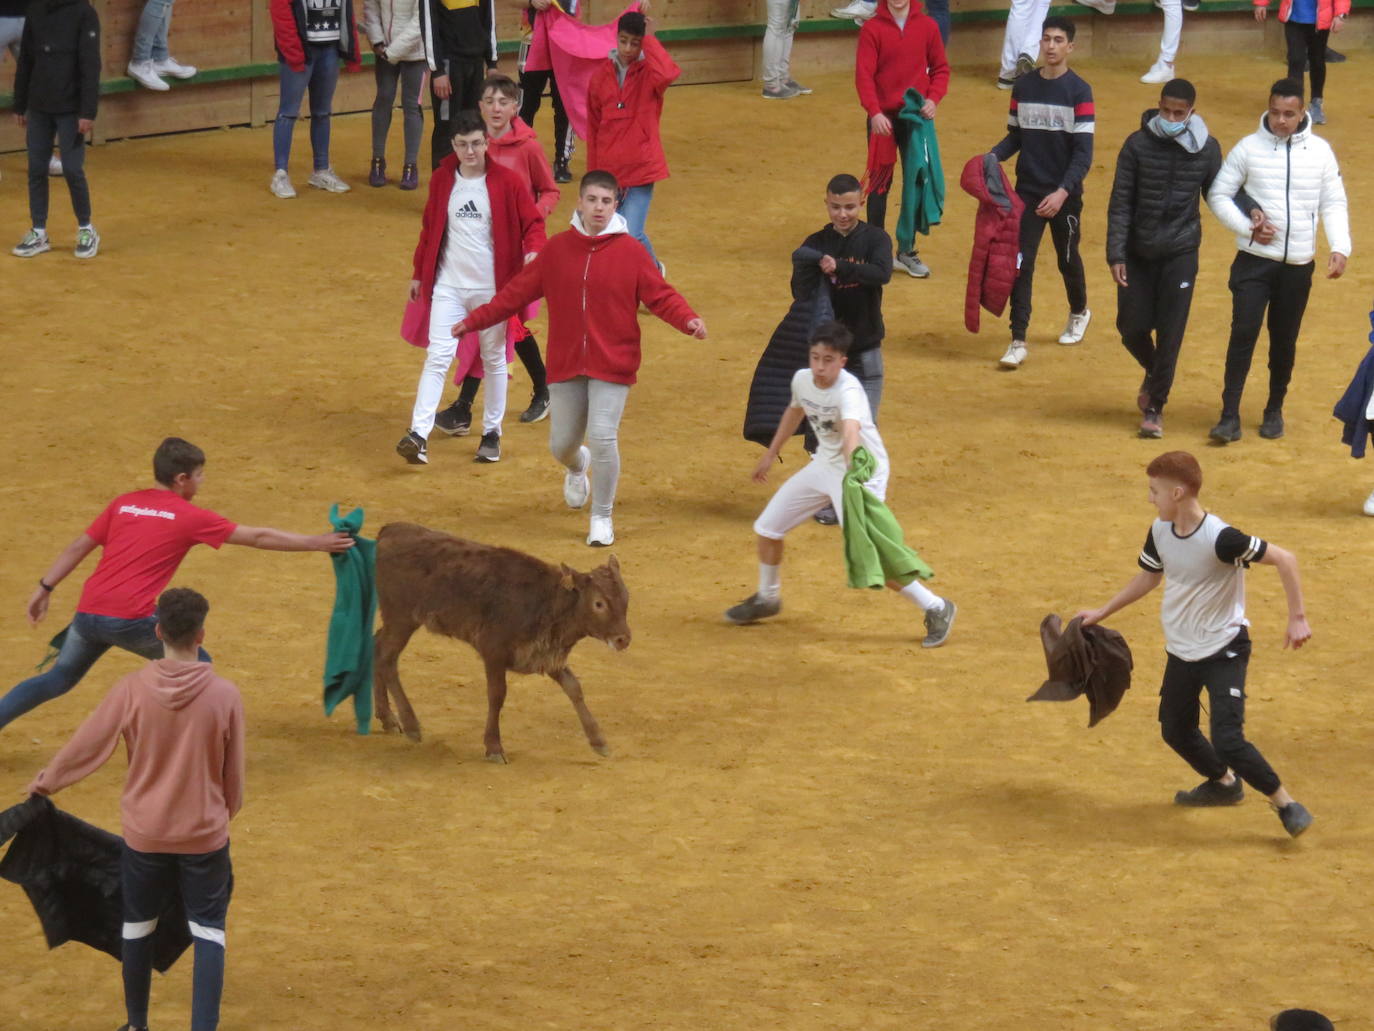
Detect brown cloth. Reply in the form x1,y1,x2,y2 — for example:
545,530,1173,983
1028,614,1134,727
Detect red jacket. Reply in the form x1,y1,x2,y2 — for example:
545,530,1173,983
270,0,362,72
960,153,1024,333
462,214,699,385
405,156,546,347
487,118,560,219
1256,0,1349,29
586,34,680,188
855,1,950,117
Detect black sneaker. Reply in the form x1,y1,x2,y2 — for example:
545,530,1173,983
1174,778,1244,807
1277,801,1313,838
1139,408,1163,439
396,431,428,465
434,400,472,436
553,161,572,184
1326,46,1346,62
724,593,781,625
1208,414,1241,444
519,392,550,424
475,431,501,463
813,504,840,526
1259,409,1285,439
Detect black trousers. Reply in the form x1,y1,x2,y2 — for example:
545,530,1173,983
519,68,574,164
27,110,91,229
1158,629,1282,796
429,56,487,169
1220,251,1314,417
1009,189,1086,341
1117,249,1198,411
1285,21,1331,100
863,113,913,239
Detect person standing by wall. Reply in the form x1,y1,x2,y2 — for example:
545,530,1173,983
420,0,497,169
519,0,578,179
363,0,426,190
1255,0,1350,125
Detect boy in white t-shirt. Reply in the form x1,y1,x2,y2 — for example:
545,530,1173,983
1075,450,1314,838
724,322,955,647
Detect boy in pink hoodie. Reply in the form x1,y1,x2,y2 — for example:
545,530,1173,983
28,587,244,1031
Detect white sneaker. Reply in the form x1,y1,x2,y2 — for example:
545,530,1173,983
127,60,170,91
1058,308,1092,345
153,57,197,79
563,446,590,509
587,515,615,547
829,0,874,17
48,154,63,176
270,169,296,199
999,341,1028,369
1363,488,1374,516
1140,59,1174,84
1076,0,1117,11
308,168,351,193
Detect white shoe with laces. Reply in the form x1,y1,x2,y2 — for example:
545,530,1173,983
270,169,296,199
308,168,351,193
1058,308,1092,345
563,446,591,509
587,516,615,548
1140,59,1174,84
999,341,1028,369
1363,487,1374,516
154,57,197,79
829,0,875,16
127,60,170,91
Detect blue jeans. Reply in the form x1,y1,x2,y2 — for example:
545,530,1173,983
131,0,174,63
0,612,210,730
273,44,340,172
925,0,950,44
618,184,658,267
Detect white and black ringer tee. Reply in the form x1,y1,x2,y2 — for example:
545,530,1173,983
1137,513,1267,661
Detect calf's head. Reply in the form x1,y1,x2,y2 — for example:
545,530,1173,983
562,554,631,651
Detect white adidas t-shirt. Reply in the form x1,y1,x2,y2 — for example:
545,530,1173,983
437,173,494,292
790,368,889,475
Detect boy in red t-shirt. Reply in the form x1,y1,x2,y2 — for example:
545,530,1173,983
0,437,353,731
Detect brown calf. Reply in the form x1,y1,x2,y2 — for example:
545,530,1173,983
372,522,631,762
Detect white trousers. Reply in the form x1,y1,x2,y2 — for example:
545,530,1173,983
548,377,631,519
999,0,1051,79
754,458,889,540
1157,0,1182,63
412,282,506,439
761,0,800,89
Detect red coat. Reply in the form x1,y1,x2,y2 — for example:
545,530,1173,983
404,156,547,348
1257,0,1349,30
270,0,362,72
586,34,680,188
855,1,949,117
461,216,699,386
960,153,1024,333
487,118,560,219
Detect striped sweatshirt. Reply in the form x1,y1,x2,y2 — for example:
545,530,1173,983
990,68,1094,199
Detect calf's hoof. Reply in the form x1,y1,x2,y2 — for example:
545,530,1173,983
592,743,611,757
378,714,401,734
403,725,423,743
484,751,509,764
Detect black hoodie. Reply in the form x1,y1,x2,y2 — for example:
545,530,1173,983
12,0,101,120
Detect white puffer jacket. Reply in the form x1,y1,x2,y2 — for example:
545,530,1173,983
362,0,424,63
1207,113,1351,265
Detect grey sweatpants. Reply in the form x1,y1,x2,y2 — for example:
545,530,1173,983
548,377,631,519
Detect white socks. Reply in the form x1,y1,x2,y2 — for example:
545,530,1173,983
900,579,942,612
757,563,781,601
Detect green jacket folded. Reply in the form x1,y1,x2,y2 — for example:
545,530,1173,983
842,447,935,589
323,504,376,734
895,88,945,254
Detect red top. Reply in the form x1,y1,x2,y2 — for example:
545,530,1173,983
78,490,237,619
487,118,561,219
855,1,950,117
460,217,699,386
586,34,681,188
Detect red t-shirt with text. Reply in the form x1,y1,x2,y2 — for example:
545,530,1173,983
77,490,238,619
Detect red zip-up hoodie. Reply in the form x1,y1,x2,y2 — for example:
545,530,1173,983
461,212,699,385
586,34,680,189
487,117,560,219
855,0,950,117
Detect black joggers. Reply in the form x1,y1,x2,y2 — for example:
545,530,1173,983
1220,251,1314,418
1117,249,1198,411
26,110,91,230
1158,629,1282,797
1285,21,1331,101
1009,189,1087,342
429,57,487,170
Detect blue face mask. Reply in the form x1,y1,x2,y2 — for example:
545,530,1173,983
1155,114,1189,137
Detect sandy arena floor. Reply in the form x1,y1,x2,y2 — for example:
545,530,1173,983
2,49,1373,1031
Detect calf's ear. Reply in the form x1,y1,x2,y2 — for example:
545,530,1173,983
606,554,620,574
560,563,577,591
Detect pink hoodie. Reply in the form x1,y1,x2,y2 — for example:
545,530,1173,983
28,660,245,854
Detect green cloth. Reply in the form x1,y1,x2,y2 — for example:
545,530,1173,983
841,447,935,589
35,625,69,673
894,88,945,255
323,504,376,734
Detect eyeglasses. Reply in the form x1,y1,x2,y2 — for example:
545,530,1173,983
453,139,487,151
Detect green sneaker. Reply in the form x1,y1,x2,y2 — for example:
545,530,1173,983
74,225,100,259
12,229,51,258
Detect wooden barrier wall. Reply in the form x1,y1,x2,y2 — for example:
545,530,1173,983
2,0,1371,152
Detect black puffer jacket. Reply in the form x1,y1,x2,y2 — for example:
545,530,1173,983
11,0,101,120
1106,109,1223,265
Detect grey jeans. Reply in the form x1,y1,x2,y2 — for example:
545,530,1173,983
548,377,631,519
371,57,426,166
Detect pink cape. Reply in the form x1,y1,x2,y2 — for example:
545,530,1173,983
525,3,641,140
400,300,530,383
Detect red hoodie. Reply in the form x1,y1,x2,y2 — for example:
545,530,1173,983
487,117,561,219
586,34,680,188
28,660,245,855
855,1,950,117
461,213,699,385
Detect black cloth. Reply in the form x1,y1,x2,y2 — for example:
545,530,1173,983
428,55,486,169
26,108,89,227
1008,189,1086,341
1221,251,1314,417
1029,613,1133,727
423,0,495,65
990,68,1094,197
519,69,573,165
1117,249,1197,412
743,246,833,446
1157,628,1282,796
1332,317,1374,458
0,795,191,972
1105,110,1223,265
793,222,892,355
0,0,30,16
1285,21,1331,101
12,0,101,119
